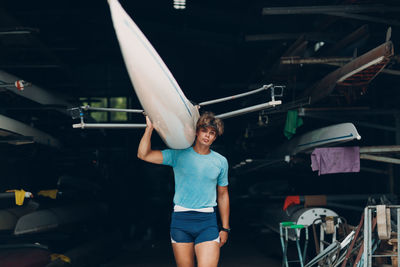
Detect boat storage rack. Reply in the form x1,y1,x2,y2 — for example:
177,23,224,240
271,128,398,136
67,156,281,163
363,205,400,267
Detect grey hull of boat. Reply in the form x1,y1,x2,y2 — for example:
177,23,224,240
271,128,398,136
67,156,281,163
278,122,361,158
0,201,39,231
14,202,108,235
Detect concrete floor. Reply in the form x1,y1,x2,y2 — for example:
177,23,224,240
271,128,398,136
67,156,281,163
102,232,282,267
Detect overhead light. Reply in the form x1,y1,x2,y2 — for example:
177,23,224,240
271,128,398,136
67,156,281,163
245,159,253,163
314,41,325,52
232,164,242,169
173,0,186,9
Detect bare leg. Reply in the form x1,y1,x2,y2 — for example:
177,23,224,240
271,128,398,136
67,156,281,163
172,242,195,267
195,241,220,267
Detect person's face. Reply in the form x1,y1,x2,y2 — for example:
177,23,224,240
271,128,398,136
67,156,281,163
196,126,217,147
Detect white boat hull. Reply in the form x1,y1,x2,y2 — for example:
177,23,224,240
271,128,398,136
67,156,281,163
108,0,199,149
279,123,361,157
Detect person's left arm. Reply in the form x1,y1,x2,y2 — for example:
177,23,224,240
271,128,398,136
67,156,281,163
217,185,230,247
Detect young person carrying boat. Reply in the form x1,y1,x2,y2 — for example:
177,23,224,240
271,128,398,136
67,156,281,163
137,112,230,267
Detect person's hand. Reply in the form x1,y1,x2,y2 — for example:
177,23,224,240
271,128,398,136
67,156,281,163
219,231,228,247
146,116,154,130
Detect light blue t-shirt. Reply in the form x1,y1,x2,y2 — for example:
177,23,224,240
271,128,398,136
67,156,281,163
162,147,228,209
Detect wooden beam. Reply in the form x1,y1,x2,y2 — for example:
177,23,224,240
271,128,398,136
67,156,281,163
262,5,400,15
281,57,352,65
245,32,337,42
323,25,369,56
360,154,400,165
359,146,400,153
327,12,400,26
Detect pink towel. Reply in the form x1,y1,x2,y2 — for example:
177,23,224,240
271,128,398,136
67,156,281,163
311,147,360,175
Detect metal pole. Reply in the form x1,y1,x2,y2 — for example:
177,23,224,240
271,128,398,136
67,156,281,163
397,208,400,267
320,223,325,252
73,123,146,129
280,223,288,267
198,84,273,106
80,105,143,113
363,206,368,267
215,100,281,119
368,207,372,267
295,228,304,267
303,227,309,265
0,192,32,199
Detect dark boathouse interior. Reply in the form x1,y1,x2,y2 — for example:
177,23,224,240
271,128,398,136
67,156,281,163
1,0,400,266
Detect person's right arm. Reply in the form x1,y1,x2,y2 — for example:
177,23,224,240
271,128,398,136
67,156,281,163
137,116,163,164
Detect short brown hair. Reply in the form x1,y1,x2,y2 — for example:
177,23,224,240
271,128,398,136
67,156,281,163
196,111,224,136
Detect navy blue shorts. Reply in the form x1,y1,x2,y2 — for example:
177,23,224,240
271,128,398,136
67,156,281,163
170,211,220,245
